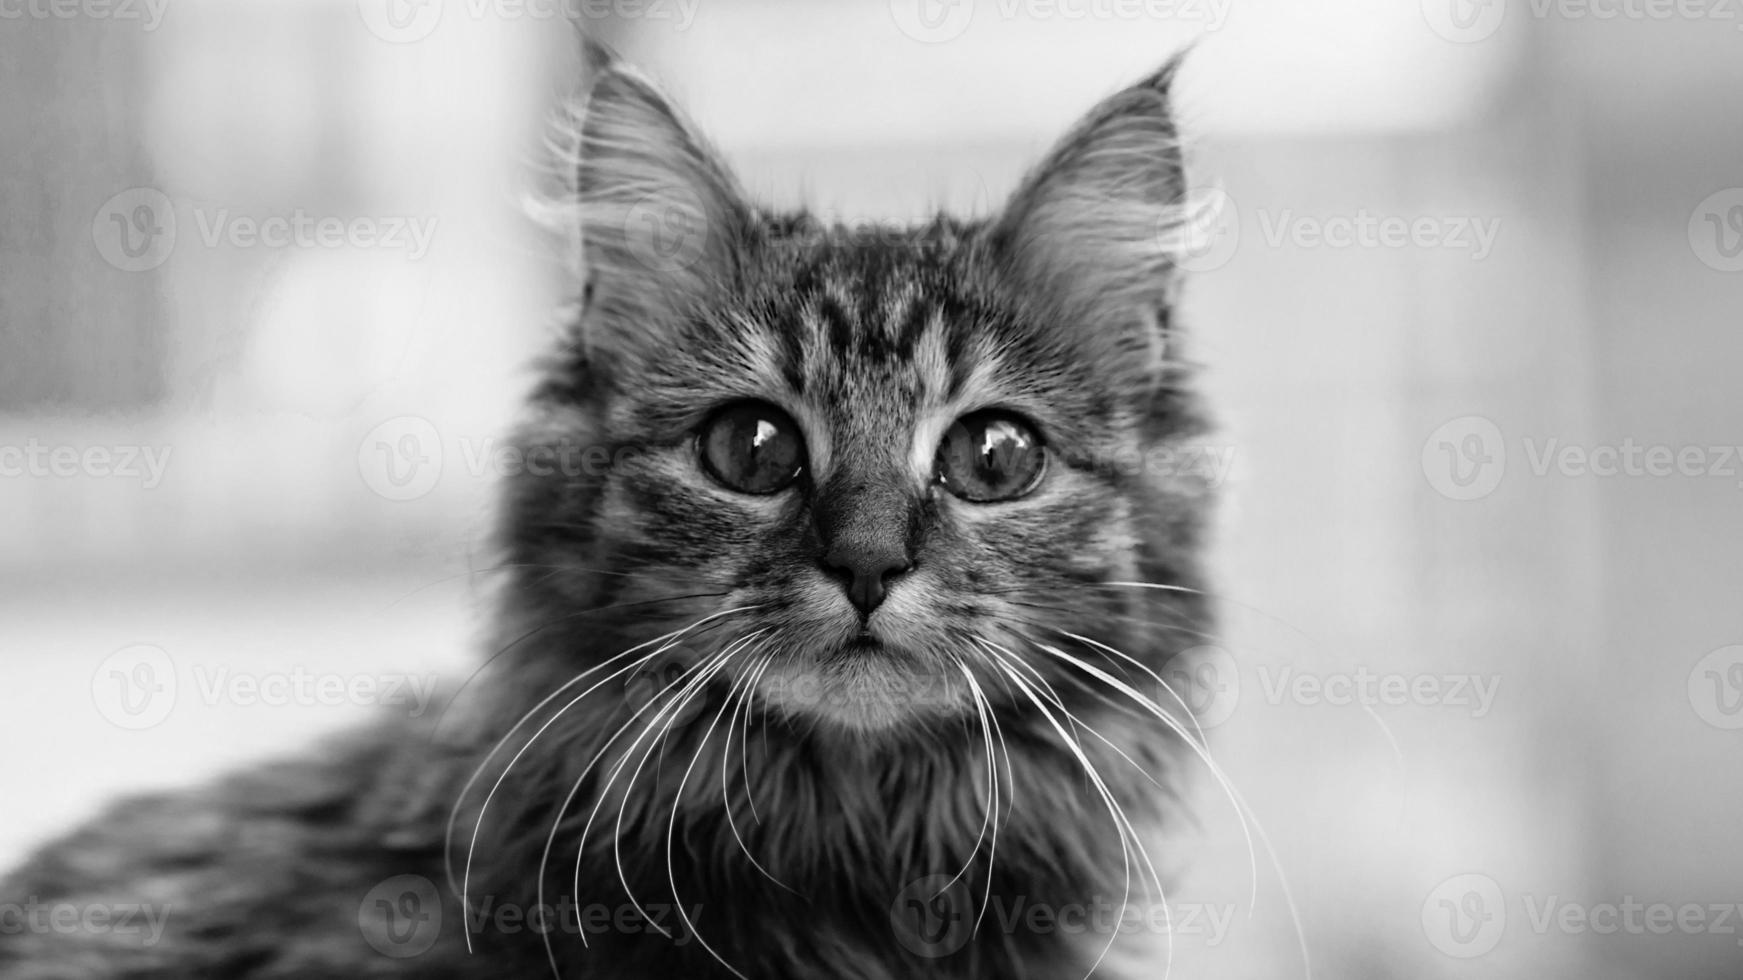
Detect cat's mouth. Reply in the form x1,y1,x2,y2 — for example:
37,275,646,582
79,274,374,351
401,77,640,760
753,626,966,732
828,631,898,662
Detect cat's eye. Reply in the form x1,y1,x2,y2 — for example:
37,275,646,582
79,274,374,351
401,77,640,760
935,410,1046,502
699,402,806,495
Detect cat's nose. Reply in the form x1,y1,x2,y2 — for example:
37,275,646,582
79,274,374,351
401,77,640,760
813,476,921,617
821,544,912,616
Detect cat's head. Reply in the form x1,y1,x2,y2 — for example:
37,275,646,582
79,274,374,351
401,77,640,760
502,53,1213,738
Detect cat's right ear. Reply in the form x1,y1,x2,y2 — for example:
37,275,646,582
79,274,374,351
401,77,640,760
987,54,1192,391
570,47,751,361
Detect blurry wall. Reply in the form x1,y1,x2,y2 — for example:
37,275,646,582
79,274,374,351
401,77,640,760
1,1,570,575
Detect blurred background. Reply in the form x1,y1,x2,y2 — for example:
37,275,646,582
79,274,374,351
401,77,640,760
3,1,1742,977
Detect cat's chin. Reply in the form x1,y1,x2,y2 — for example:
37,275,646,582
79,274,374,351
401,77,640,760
755,638,967,734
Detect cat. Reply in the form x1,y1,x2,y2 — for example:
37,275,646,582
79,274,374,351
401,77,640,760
0,44,1217,980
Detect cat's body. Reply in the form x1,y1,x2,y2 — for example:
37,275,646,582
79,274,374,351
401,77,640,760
3,48,1217,980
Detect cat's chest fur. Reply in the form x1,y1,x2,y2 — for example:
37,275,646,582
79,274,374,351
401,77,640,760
462,702,1174,979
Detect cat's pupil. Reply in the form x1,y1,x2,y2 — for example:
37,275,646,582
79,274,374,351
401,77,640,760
978,419,1026,473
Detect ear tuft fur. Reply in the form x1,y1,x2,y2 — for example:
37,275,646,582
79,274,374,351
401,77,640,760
561,46,753,365
991,52,1194,388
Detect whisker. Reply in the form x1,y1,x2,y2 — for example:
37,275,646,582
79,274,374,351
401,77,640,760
580,644,736,897
941,661,994,892
575,633,765,946
981,643,1156,871
532,630,751,974
1040,634,1255,905
980,640,1166,813
665,644,768,980
606,646,742,942
1056,631,1209,746
941,659,996,899
979,670,1018,934
428,590,733,744
719,653,792,891
1043,630,1313,980
1088,580,1317,643
570,645,737,948
740,654,773,825
548,641,747,951
506,644,669,968
457,604,760,953
1004,597,1228,651
988,628,1162,725
957,663,1003,937
450,606,743,911
986,651,1162,980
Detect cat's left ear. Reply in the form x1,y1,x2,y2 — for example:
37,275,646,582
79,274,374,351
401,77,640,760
990,54,1191,387
570,46,752,363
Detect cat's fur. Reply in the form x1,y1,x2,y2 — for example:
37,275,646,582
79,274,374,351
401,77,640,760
1,48,1214,980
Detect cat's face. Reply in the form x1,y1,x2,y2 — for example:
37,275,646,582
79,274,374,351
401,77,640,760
509,57,1210,735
